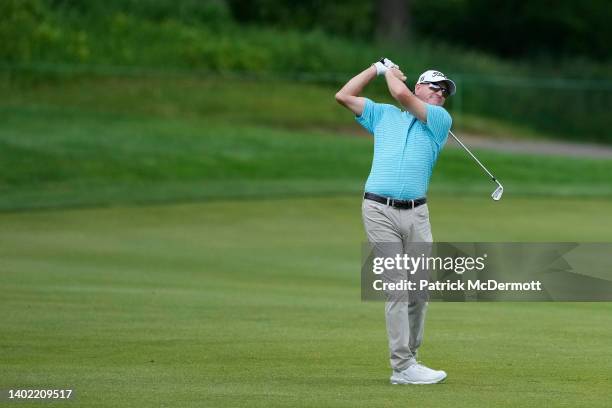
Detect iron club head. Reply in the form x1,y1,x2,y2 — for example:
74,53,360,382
492,183,504,201
449,130,503,202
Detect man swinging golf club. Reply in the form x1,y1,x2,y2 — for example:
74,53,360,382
335,58,455,384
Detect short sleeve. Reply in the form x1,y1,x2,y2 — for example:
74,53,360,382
425,104,452,146
355,98,385,135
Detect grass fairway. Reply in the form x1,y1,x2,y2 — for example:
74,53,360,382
2,89,612,211
2,74,611,406
2,195,611,407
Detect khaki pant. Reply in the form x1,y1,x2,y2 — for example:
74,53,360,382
362,198,433,372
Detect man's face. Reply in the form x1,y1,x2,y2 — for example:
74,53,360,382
414,82,449,106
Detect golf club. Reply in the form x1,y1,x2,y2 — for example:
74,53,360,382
448,130,504,201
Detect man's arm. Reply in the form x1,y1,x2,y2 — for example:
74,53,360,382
334,66,377,116
384,68,427,123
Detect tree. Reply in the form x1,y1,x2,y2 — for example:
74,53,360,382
376,0,410,43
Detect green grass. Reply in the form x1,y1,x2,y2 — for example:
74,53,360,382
0,74,571,139
4,2,612,142
1,76,612,211
2,15,611,407
1,196,611,407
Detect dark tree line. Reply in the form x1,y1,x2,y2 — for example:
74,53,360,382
40,0,612,61
410,0,611,61
227,0,611,61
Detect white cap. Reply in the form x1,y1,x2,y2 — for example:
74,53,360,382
417,70,456,96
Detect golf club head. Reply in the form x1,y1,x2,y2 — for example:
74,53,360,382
491,184,504,201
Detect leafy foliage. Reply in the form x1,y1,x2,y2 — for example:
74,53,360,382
1,1,611,142
411,0,612,61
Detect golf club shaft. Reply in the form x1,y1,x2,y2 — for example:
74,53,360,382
448,130,497,182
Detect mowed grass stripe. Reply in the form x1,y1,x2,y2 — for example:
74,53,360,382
1,107,612,211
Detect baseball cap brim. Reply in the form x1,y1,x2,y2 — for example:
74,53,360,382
438,79,456,96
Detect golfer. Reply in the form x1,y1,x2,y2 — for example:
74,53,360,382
335,58,455,385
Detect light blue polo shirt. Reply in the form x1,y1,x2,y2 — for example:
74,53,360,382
356,98,452,200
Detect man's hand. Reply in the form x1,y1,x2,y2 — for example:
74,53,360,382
373,57,399,76
335,58,403,116
388,67,407,82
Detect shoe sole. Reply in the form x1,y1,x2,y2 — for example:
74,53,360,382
390,373,447,385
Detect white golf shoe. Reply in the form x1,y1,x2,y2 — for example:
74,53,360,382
390,363,447,385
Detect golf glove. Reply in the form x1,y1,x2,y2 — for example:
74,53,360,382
374,58,399,76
